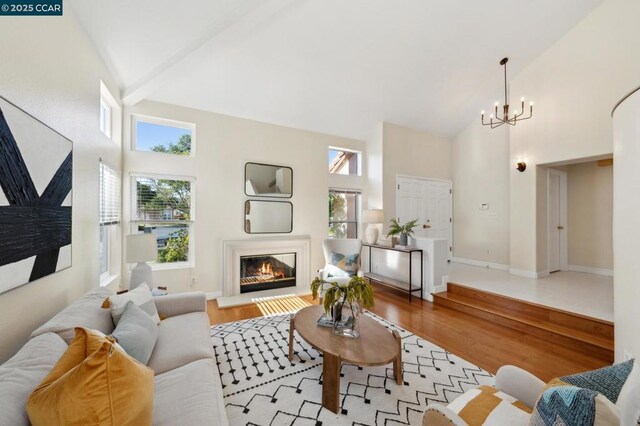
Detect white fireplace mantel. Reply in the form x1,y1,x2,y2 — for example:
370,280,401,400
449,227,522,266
219,236,311,307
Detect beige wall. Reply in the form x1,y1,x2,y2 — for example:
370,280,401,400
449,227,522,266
566,161,613,271
122,100,365,294
452,121,510,266
381,123,452,230
0,10,121,362
509,0,640,274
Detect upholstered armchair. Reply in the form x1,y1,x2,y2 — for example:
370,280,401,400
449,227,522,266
422,365,545,425
318,238,364,285
423,362,640,425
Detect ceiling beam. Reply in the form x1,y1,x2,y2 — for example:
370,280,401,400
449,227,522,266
121,0,300,106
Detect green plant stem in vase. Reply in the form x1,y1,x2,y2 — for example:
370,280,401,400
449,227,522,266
387,218,419,246
310,276,374,338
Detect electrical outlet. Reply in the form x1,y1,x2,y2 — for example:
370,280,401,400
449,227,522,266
624,350,633,361
190,277,196,287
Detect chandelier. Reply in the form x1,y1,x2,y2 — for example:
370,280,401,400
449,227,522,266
481,57,533,128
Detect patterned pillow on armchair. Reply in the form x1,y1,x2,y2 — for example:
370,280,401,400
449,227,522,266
529,381,619,425
329,252,360,277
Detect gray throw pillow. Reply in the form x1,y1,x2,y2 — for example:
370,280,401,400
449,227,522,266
111,301,159,365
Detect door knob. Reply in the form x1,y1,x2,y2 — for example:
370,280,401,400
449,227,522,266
557,226,564,230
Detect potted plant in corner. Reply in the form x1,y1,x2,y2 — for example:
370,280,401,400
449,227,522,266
310,276,374,338
387,218,419,246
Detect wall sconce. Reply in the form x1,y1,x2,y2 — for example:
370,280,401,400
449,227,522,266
516,161,527,172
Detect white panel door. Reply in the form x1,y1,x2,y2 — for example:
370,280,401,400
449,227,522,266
548,169,567,273
397,177,424,231
397,177,452,259
426,181,452,241
548,173,561,272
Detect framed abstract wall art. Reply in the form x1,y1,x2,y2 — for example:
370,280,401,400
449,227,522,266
0,96,73,293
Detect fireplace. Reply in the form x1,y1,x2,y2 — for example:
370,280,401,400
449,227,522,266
221,237,310,307
240,252,296,294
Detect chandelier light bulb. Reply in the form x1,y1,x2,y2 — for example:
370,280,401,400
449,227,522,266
521,97,525,102
530,101,534,106
490,114,494,119
481,110,485,115
495,102,499,106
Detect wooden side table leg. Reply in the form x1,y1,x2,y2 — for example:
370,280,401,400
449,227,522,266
392,330,402,385
322,350,341,413
288,314,295,361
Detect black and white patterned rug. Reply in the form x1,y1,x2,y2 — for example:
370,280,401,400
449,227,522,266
211,311,494,425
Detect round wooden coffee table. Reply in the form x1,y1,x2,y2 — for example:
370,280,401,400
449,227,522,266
288,305,402,413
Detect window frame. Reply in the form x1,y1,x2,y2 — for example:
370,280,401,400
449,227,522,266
328,188,361,239
99,98,111,138
130,172,196,270
99,224,110,280
131,114,197,157
99,161,122,286
328,147,362,177
99,81,121,144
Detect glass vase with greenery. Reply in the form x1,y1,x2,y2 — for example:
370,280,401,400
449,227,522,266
387,218,419,246
310,276,374,338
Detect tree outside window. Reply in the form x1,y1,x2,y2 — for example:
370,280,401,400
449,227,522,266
134,135,193,264
329,190,359,238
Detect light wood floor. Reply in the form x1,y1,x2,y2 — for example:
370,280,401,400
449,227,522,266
207,283,608,382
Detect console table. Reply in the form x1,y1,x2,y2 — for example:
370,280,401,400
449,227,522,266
362,243,423,302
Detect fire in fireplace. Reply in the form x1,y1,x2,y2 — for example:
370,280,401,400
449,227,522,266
240,252,296,294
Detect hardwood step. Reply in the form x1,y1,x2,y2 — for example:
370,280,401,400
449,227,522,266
433,283,614,363
447,283,613,340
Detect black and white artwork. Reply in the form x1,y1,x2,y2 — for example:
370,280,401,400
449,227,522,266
0,96,72,293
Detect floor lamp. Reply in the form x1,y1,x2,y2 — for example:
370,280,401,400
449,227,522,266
126,233,158,290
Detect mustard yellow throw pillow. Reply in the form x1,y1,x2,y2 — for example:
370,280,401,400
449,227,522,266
27,327,154,426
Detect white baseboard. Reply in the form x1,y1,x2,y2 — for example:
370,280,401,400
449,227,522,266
433,284,446,294
206,291,222,300
452,257,509,271
430,276,448,295
568,265,614,277
536,270,550,278
508,268,549,279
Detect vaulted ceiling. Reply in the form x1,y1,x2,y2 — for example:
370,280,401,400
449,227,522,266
70,0,603,140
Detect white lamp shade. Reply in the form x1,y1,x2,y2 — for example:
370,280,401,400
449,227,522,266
126,234,158,263
363,209,384,224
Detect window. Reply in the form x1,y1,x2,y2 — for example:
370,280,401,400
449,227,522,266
131,174,195,267
328,189,360,238
99,161,121,283
99,81,120,142
133,115,195,156
99,98,111,138
328,148,360,176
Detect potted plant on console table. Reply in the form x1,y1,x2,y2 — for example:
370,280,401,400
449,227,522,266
387,218,419,247
310,276,374,338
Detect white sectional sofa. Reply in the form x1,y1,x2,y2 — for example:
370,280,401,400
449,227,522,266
0,286,228,425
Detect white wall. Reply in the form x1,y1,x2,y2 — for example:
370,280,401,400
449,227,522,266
452,122,510,266
566,161,613,271
612,87,640,362
0,11,121,362
382,123,452,231
508,0,640,274
122,100,365,294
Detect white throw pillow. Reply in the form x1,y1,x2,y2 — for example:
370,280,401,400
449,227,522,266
105,283,161,325
111,301,159,365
